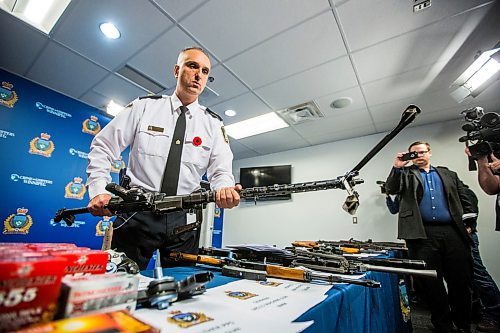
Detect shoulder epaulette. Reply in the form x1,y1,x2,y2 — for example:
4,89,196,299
206,108,223,121
139,95,163,100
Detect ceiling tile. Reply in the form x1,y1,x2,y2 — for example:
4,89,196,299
203,66,249,107
51,0,173,70
180,0,330,60
225,11,345,88
93,74,149,106
210,92,273,124
335,0,493,51
79,90,110,111
127,26,199,90
314,86,367,117
26,42,108,98
352,12,484,84
154,0,207,20
237,127,311,155
294,107,375,140
255,56,358,109
228,139,260,161
306,124,376,146
0,10,48,75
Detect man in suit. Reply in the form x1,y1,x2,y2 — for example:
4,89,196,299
385,141,474,333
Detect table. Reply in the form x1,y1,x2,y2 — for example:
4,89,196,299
140,266,410,333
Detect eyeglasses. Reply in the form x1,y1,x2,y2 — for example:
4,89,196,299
411,150,429,156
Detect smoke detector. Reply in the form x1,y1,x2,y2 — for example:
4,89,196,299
277,101,324,125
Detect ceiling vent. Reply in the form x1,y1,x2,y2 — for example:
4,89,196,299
277,101,324,125
117,65,166,94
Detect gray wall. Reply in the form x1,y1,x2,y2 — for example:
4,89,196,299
224,118,500,284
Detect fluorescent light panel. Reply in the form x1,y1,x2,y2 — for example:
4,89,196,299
106,100,124,117
224,112,289,139
0,0,71,34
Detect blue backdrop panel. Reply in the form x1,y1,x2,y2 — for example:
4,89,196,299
0,69,129,249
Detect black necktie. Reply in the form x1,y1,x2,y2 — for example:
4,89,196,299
160,105,188,195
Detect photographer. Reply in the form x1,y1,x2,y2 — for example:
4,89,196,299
386,140,474,333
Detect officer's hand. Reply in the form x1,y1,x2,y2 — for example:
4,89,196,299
88,194,112,216
393,152,409,169
216,184,242,209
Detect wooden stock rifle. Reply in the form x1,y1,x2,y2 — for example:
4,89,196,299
168,252,381,288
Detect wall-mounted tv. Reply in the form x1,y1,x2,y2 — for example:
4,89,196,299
239,165,292,201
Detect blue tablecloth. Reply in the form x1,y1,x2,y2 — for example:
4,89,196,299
142,266,410,333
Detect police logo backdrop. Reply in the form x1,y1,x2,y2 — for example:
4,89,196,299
0,69,129,248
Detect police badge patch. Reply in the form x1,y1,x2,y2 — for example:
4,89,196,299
29,133,55,157
96,216,113,236
0,82,18,108
64,177,86,200
167,311,213,328
225,291,257,300
4,208,33,234
82,115,101,135
110,157,126,173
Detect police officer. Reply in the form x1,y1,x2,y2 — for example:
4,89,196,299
86,47,241,269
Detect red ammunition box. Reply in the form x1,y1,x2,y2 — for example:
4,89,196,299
48,250,108,276
0,255,67,332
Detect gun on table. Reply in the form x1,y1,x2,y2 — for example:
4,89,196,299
292,239,408,255
291,248,437,278
209,245,436,278
169,252,381,288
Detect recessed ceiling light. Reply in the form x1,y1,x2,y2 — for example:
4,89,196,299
99,22,121,39
225,109,236,117
224,112,289,139
330,97,353,109
0,0,71,34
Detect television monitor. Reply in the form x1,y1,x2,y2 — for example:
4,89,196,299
239,165,292,201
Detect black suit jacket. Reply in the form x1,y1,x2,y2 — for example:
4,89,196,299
385,165,473,243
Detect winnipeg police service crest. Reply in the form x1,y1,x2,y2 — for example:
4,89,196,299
64,177,86,200
82,115,101,135
4,208,33,234
96,216,113,236
167,311,213,328
29,132,55,157
110,157,126,173
225,291,257,300
0,81,18,108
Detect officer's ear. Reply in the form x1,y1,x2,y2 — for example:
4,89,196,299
174,64,179,79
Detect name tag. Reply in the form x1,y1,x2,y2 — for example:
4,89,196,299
148,125,164,133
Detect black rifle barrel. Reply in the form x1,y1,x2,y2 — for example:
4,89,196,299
350,105,421,174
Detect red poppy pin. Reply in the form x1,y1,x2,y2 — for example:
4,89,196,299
193,136,202,146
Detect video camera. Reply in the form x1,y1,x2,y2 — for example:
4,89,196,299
458,107,500,166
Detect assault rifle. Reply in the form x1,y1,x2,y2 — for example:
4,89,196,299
200,245,436,278
54,172,364,228
168,252,381,288
292,239,408,255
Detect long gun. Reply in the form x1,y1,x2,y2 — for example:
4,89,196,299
54,170,364,227
291,248,437,278
168,252,381,288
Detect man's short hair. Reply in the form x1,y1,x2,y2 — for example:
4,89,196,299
408,141,431,151
179,46,211,61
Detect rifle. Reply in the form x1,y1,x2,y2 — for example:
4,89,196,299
168,252,381,288
200,245,436,278
290,248,437,278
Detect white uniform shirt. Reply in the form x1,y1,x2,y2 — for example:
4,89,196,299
86,94,235,199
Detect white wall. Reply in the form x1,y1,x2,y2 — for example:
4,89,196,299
224,119,500,284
